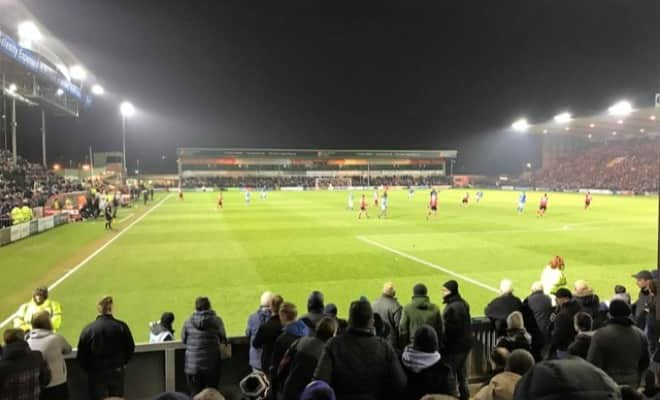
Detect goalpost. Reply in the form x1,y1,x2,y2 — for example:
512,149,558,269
314,177,353,190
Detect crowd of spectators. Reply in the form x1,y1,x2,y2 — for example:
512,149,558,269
533,139,660,193
182,175,450,190
1,259,659,400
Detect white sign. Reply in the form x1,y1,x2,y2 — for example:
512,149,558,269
10,223,30,242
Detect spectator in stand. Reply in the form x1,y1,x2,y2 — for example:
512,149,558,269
573,280,605,329
513,357,622,400
541,256,567,296
281,317,337,400
523,281,552,359
474,349,535,400
314,299,407,400
301,291,325,332
588,300,650,388
323,304,348,335
301,380,336,400
0,328,51,400
495,311,532,353
371,282,402,347
27,311,72,400
401,324,458,400
193,388,225,400
252,295,284,376
76,296,135,400
567,312,594,359
181,296,227,396
549,288,582,359
399,283,444,349
632,270,653,330
440,280,472,400
648,280,658,355
270,302,310,395
485,280,523,337
149,312,175,343
612,285,632,305
246,291,273,371
13,286,63,332
641,370,660,400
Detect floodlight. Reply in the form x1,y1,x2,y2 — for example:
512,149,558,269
91,84,105,95
588,123,595,128
55,88,64,96
542,129,548,134
7,83,17,93
70,65,87,81
608,100,633,117
617,119,623,125
611,131,617,136
640,128,645,133
525,162,532,169
511,118,529,132
17,21,42,47
53,164,61,171
120,101,135,118
587,133,593,139
650,115,656,121
554,112,572,124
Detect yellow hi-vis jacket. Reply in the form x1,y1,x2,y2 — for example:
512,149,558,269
11,206,22,224
20,205,33,222
13,298,63,332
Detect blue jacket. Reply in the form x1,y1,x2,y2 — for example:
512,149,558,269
246,306,271,370
181,310,226,374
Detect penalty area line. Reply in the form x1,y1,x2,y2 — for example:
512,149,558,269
0,194,172,329
356,235,498,294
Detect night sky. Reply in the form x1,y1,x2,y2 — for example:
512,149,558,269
9,1,660,174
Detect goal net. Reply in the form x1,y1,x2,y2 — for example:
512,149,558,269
315,177,352,190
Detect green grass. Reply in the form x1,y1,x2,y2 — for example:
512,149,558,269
1,189,657,344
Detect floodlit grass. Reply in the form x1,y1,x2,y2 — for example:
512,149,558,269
1,189,656,344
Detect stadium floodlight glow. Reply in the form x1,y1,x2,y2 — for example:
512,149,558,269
587,133,593,139
69,65,87,81
611,131,617,136
640,128,645,133
589,123,595,128
617,119,623,125
53,164,61,171
511,118,530,132
542,129,548,134
608,100,633,117
91,84,105,96
564,126,570,131
7,83,17,93
55,88,64,96
17,21,42,48
525,162,532,169
120,101,135,118
651,115,657,121
553,112,572,124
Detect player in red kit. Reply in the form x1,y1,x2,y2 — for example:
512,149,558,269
584,192,592,210
461,192,469,207
358,194,369,219
217,192,224,210
427,189,438,220
537,193,549,217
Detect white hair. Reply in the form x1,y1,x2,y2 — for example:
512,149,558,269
530,281,544,292
260,291,274,307
500,279,514,294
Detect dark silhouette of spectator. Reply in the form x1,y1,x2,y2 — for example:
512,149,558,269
246,291,273,371
485,280,523,337
76,296,135,400
611,285,631,305
523,281,553,359
440,280,472,400
573,280,605,329
632,270,653,330
401,324,458,400
474,349,535,400
323,304,348,335
27,311,72,400
567,312,594,359
587,300,649,388
314,299,407,400
181,296,227,396
281,317,337,400
549,288,582,359
271,302,310,395
372,282,402,347
301,291,325,332
252,295,284,376
301,380,336,400
0,328,51,400
495,311,532,354
399,283,444,349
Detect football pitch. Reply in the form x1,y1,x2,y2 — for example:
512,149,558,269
0,189,657,344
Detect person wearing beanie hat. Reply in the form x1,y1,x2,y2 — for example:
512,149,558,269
513,357,622,400
300,380,335,400
301,291,325,332
441,280,472,400
149,312,176,343
587,299,649,388
401,325,458,400
399,283,444,349
246,291,274,371
372,281,403,347
474,349,535,400
548,287,581,359
314,299,406,400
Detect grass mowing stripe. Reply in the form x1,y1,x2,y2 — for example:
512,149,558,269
356,235,499,293
0,194,172,329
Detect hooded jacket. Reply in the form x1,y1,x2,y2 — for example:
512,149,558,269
27,329,72,387
587,316,649,388
401,347,458,400
181,310,226,374
399,296,444,349
0,340,51,400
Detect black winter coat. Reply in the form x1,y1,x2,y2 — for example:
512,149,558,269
575,294,605,329
0,341,51,400
181,310,226,374
484,294,523,337
282,336,327,400
252,315,283,375
524,291,552,340
77,314,135,372
442,293,472,354
314,328,407,400
549,299,582,354
567,332,593,359
402,359,458,400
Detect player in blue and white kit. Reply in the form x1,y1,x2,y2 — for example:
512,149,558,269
475,191,484,203
516,192,526,214
408,187,415,199
260,186,267,200
347,192,354,210
245,189,251,205
378,191,388,218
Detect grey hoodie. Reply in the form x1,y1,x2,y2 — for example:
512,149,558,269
27,329,72,387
